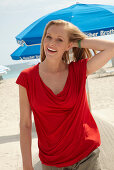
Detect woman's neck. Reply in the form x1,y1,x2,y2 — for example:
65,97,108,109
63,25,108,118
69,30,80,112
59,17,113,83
41,58,67,73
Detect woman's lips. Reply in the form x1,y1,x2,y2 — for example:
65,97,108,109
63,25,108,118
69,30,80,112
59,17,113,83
47,47,57,53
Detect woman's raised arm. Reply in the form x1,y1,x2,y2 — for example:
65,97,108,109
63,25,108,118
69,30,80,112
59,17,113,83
73,38,114,76
19,85,34,170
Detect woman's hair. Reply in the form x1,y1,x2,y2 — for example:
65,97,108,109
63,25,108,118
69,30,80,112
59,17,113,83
40,19,96,63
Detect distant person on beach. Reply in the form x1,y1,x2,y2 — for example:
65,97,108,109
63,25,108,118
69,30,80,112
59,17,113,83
16,20,114,170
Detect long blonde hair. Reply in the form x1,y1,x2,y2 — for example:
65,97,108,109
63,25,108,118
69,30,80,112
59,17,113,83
40,20,96,63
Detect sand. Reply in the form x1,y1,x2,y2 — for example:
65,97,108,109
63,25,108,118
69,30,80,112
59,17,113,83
0,64,114,170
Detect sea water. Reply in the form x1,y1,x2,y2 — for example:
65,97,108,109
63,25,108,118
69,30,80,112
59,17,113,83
2,61,40,80
2,60,112,80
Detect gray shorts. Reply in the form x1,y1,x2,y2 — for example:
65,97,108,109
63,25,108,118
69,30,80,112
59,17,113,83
41,147,101,170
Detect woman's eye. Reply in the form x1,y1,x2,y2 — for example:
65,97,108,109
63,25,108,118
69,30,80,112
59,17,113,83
57,38,63,42
46,35,51,39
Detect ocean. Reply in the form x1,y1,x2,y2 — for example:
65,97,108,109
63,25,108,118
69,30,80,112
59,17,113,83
2,60,112,80
2,61,40,80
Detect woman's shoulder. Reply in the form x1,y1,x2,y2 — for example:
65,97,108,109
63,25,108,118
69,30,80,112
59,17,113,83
70,58,88,77
70,58,88,64
21,63,39,75
70,58,88,68
16,63,39,88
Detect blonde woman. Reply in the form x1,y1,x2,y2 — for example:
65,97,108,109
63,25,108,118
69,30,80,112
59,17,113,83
16,20,114,170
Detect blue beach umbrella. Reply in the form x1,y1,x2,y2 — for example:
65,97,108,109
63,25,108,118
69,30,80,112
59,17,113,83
16,3,114,46
11,44,40,60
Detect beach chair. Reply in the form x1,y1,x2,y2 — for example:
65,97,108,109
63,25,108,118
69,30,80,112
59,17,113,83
96,68,114,78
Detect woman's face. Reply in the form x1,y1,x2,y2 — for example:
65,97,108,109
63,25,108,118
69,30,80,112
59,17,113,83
43,25,72,61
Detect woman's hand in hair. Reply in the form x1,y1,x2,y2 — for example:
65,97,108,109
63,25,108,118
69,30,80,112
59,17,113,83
82,38,114,76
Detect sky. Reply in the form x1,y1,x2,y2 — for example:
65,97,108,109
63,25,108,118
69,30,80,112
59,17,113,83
0,0,114,66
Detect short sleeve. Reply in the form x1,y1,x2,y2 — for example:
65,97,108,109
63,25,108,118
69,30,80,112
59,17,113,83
16,71,28,90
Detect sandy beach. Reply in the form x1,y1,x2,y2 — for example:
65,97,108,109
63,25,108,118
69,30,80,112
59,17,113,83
0,63,114,170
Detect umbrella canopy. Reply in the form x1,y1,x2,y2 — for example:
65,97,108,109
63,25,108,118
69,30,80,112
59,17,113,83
0,69,7,76
11,44,40,60
0,70,7,76
0,65,10,71
16,3,114,46
0,65,10,76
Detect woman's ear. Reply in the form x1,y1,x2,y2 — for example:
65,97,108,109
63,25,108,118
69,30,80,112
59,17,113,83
66,42,73,51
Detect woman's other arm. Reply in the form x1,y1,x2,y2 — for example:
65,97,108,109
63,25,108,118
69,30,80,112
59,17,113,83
19,85,34,170
73,38,114,76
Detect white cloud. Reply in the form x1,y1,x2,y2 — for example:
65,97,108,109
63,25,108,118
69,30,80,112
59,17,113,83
1,0,113,14
0,0,74,12
79,0,114,5
0,0,114,9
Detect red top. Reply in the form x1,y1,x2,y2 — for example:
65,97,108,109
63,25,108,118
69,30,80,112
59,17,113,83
16,59,101,168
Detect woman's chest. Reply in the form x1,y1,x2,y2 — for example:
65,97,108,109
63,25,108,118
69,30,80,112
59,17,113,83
29,66,79,113
39,70,69,95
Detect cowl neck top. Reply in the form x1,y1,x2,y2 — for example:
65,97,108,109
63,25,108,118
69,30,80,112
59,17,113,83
16,59,101,168
38,63,70,97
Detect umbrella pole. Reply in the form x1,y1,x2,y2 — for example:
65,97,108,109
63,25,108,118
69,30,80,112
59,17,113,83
111,58,114,67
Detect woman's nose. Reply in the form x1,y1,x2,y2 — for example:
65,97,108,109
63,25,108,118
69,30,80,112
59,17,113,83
49,39,56,46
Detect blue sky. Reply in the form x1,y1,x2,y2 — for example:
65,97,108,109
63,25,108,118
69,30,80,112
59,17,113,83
0,0,114,65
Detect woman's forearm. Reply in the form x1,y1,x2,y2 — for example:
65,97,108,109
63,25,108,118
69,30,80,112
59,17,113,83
74,38,114,52
20,125,33,170
72,37,114,75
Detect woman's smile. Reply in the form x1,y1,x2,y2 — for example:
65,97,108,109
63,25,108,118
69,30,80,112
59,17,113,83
47,47,57,53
